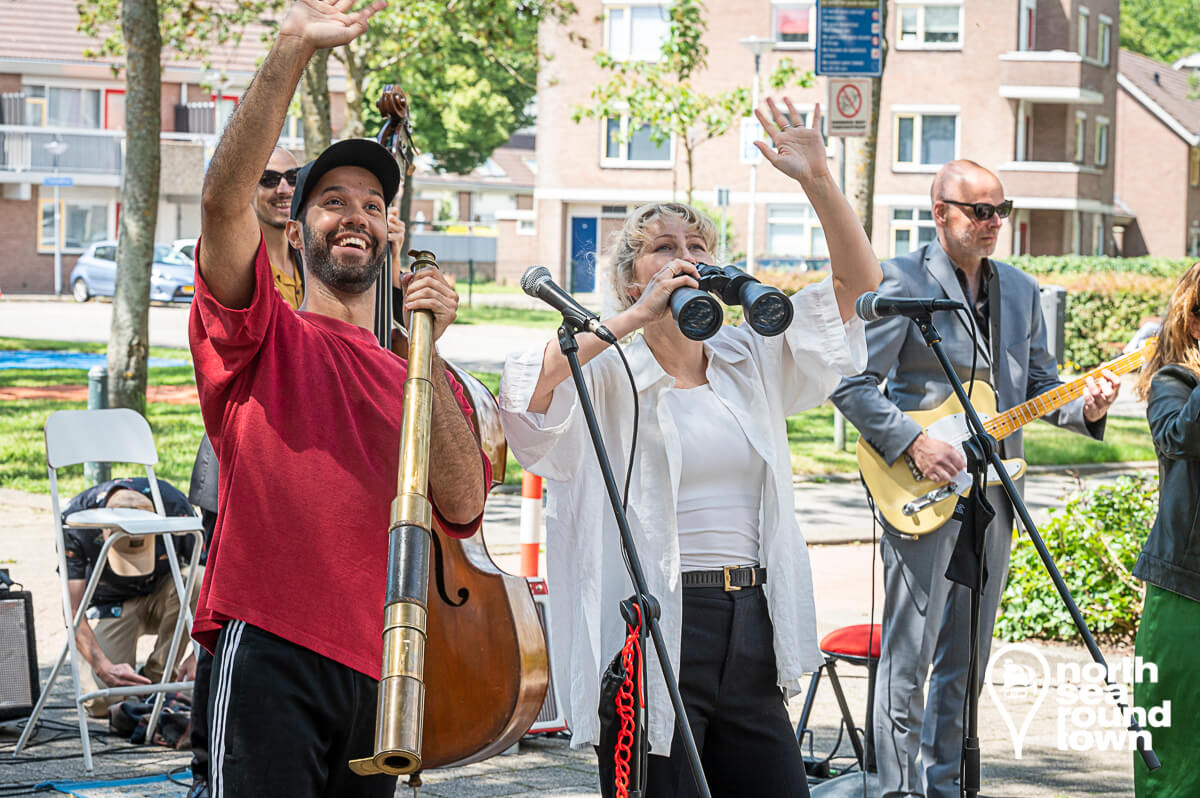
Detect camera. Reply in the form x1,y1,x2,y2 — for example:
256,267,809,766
668,264,795,341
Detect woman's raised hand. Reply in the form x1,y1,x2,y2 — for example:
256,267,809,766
754,97,832,187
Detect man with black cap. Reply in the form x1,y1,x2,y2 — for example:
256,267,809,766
188,1,488,795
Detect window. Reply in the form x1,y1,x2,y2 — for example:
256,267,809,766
1077,7,1089,58
1094,117,1109,167
1097,15,1112,66
22,84,102,128
602,117,672,166
1018,0,1037,51
1093,216,1106,255
897,4,962,48
1190,147,1200,187
772,2,815,48
605,3,669,61
766,204,826,261
894,112,957,168
890,208,937,257
1074,112,1086,163
38,198,109,252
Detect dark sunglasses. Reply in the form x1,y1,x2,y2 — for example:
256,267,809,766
941,198,1014,221
259,168,299,189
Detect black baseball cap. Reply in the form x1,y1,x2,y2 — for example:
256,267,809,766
289,138,402,221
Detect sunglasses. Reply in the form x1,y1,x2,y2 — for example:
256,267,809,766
941,198,1014,221
259,168,299,189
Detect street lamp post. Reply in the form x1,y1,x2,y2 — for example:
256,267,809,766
740,36,775,275
44,139,69,296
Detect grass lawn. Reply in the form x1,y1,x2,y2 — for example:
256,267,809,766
454,305,561,329
2,336,1155,497
788,404,1155,476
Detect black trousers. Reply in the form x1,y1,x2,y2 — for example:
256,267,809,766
207,620,396,798
600,586,811,798
190,645,213,782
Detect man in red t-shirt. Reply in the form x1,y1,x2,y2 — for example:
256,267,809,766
188,1,487,795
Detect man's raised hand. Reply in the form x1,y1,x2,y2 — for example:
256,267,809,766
279,0,387,52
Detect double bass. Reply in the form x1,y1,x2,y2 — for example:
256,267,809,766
350,87,549,777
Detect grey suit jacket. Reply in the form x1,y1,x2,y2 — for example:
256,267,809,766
830,238,1102,467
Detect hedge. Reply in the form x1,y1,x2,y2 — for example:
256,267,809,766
761,255,1198,371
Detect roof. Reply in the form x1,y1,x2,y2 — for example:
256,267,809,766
0,0,343,84
415,144,536,191
1118,49,1200,144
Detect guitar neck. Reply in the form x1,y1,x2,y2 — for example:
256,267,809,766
983,347,1148,441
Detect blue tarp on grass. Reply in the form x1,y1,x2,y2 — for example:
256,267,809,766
0,351,188,370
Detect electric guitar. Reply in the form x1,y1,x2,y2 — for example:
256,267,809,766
857,339,1156,537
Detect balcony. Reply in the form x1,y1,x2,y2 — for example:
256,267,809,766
0,125,123,185
996,161,1108,206
998,51,1108,105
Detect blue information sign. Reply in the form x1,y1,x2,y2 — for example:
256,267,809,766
816,0,883,77
42,175,74,187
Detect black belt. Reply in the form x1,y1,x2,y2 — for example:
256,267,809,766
681,566,766,591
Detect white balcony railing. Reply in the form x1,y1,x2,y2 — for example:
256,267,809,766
0,125,124,175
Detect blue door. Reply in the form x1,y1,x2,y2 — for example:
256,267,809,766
570,217,597,293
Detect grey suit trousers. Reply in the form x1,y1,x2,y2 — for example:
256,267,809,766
874,486,1014,798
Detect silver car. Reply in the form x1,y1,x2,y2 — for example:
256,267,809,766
69,241,195,303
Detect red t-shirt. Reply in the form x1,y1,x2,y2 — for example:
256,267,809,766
188,237,489,678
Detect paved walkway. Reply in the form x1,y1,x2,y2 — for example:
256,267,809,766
1,463,1151,796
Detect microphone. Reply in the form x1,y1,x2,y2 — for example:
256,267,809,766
521,266,617,343
855,292,965,323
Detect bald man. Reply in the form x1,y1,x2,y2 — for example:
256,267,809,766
831,160,1120,798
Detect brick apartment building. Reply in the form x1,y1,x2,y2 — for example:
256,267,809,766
528,0,1123,293
0,0,537,294
0,0,351,293
1115,49,1200,259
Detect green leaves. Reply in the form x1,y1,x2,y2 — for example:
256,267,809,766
1120,0,1200,65
997,474,1156,642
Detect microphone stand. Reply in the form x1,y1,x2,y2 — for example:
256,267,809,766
556,319,712,798
907,312,1159,798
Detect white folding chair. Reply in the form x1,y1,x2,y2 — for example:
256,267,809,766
14,408,204,771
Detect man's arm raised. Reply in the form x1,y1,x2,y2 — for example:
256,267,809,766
198,0,384,309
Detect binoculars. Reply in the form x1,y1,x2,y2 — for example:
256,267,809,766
668,264,795,341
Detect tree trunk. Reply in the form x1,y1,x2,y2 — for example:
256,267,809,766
300,48,332,160
844,3,888,242
685,141,695,204
107,0,161,416
339,42,367,139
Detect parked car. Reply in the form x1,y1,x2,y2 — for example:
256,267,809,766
69,241,196,304
169,237,197,265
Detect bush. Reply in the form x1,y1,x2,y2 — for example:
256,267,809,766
995,473,1156,643
1011,255,1195,278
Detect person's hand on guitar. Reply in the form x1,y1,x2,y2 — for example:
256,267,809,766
906,433,966,484
1082,367,1121,423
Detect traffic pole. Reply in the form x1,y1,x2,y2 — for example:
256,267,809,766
519,470,543,577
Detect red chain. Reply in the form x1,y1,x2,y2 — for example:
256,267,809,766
613,603,644,798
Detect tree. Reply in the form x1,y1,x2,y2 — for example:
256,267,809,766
1120,0,1200,65
314,0,577,262
571,0,809,203
76,0,275,412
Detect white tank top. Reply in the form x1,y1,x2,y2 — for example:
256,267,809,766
662,383,766,570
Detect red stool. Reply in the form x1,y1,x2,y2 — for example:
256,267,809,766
795,623,881,775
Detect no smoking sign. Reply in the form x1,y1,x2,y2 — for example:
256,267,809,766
828,77,872,137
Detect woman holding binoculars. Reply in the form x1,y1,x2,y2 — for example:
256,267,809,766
498,98,881,797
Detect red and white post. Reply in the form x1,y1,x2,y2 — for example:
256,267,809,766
519,470,543,577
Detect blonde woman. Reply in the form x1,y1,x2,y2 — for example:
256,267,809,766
499,99,880,797
1132,262,1200,798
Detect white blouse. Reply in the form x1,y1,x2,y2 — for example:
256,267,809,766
498,276,867,755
